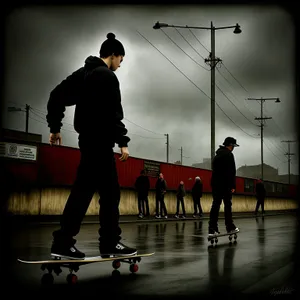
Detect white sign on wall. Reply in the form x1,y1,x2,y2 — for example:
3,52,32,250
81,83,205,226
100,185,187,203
0,142,37,161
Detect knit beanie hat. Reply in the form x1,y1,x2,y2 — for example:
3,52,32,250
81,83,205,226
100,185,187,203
100,32,125,57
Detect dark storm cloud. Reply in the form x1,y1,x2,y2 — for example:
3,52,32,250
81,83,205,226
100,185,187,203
2,4,298,175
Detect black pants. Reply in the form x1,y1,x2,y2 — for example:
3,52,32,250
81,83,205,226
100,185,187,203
176,196,186,215
192,196,203,215
138,195,150,216
209,189,234,230
52,146,121,247
156,193,167,216
255,196,265,213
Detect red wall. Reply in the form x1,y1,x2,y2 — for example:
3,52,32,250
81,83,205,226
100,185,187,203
159,163,212,192
1,143,297,198
235,177,244,194
38,144,80,186
2,161,39,189
115,154,144,188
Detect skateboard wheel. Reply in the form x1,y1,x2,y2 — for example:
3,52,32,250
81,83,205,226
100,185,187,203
210,240,214,244
66,273,78,284
112,260,121,269
41,273,54,285
215,238,218,243
129,263,138,273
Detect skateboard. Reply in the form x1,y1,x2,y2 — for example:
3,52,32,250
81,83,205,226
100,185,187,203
17,252,155,284
207,229,240,245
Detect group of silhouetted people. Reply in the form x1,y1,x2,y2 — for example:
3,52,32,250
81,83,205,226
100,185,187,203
134,171,204,219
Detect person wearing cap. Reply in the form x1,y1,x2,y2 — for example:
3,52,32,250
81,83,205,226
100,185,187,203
46,32,137,259
208,137,240,236
192,176,203,217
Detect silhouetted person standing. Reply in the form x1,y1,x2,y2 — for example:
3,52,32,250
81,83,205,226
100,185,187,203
135,169,150,218
175,181,186,218
155,173,168,218
208,137,240,236
192,176,203,217
254,179,266,215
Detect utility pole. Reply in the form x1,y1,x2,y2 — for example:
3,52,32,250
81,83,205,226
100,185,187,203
246,97,280,180
8,104,30,133
25,104,30,133
178,146,190,165
153,21,241,170
281,140,296,184
165,134,169,163
179,146,183,164
204,23,222,169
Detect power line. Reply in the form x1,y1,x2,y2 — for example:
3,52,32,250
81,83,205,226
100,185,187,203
157,29,259,135
188,28,210,52
174,28,207,60
221,62,249,94
124,117,164,135
136,30,259,139
160,28,210,71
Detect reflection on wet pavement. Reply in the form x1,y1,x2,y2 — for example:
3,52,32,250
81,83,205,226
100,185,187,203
3,214,299,298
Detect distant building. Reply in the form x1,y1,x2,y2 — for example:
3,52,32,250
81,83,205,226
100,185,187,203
277,174,299,185
192,158,211,170
236,163,278,181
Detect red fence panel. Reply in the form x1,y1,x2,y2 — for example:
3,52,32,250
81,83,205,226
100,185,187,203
1,142,297,199
38,144,80,186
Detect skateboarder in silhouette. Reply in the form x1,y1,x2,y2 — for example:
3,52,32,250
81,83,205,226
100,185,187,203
46,32,137,259
208,137,239,236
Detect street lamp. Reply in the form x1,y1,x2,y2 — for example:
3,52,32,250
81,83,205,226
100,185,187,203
153,21,241,34
153,21,241,168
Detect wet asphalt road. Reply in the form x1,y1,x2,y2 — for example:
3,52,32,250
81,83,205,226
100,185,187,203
2,213,299,299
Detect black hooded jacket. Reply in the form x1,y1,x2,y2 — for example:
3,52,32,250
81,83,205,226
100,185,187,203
192,180,203,198
255,181,266,197
46,56,130,148
176,184,186,198
135,175,150,197
210,146,236,191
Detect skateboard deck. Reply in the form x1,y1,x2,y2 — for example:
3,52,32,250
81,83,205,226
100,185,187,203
207,229,240,245
18,252,154,284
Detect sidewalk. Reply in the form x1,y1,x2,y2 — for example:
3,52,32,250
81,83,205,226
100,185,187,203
4,210,297,225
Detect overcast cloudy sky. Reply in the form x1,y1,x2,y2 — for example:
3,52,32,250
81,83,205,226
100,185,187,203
2,4,298,175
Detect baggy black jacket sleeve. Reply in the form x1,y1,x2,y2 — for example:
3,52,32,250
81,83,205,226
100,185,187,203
46,68,84,133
